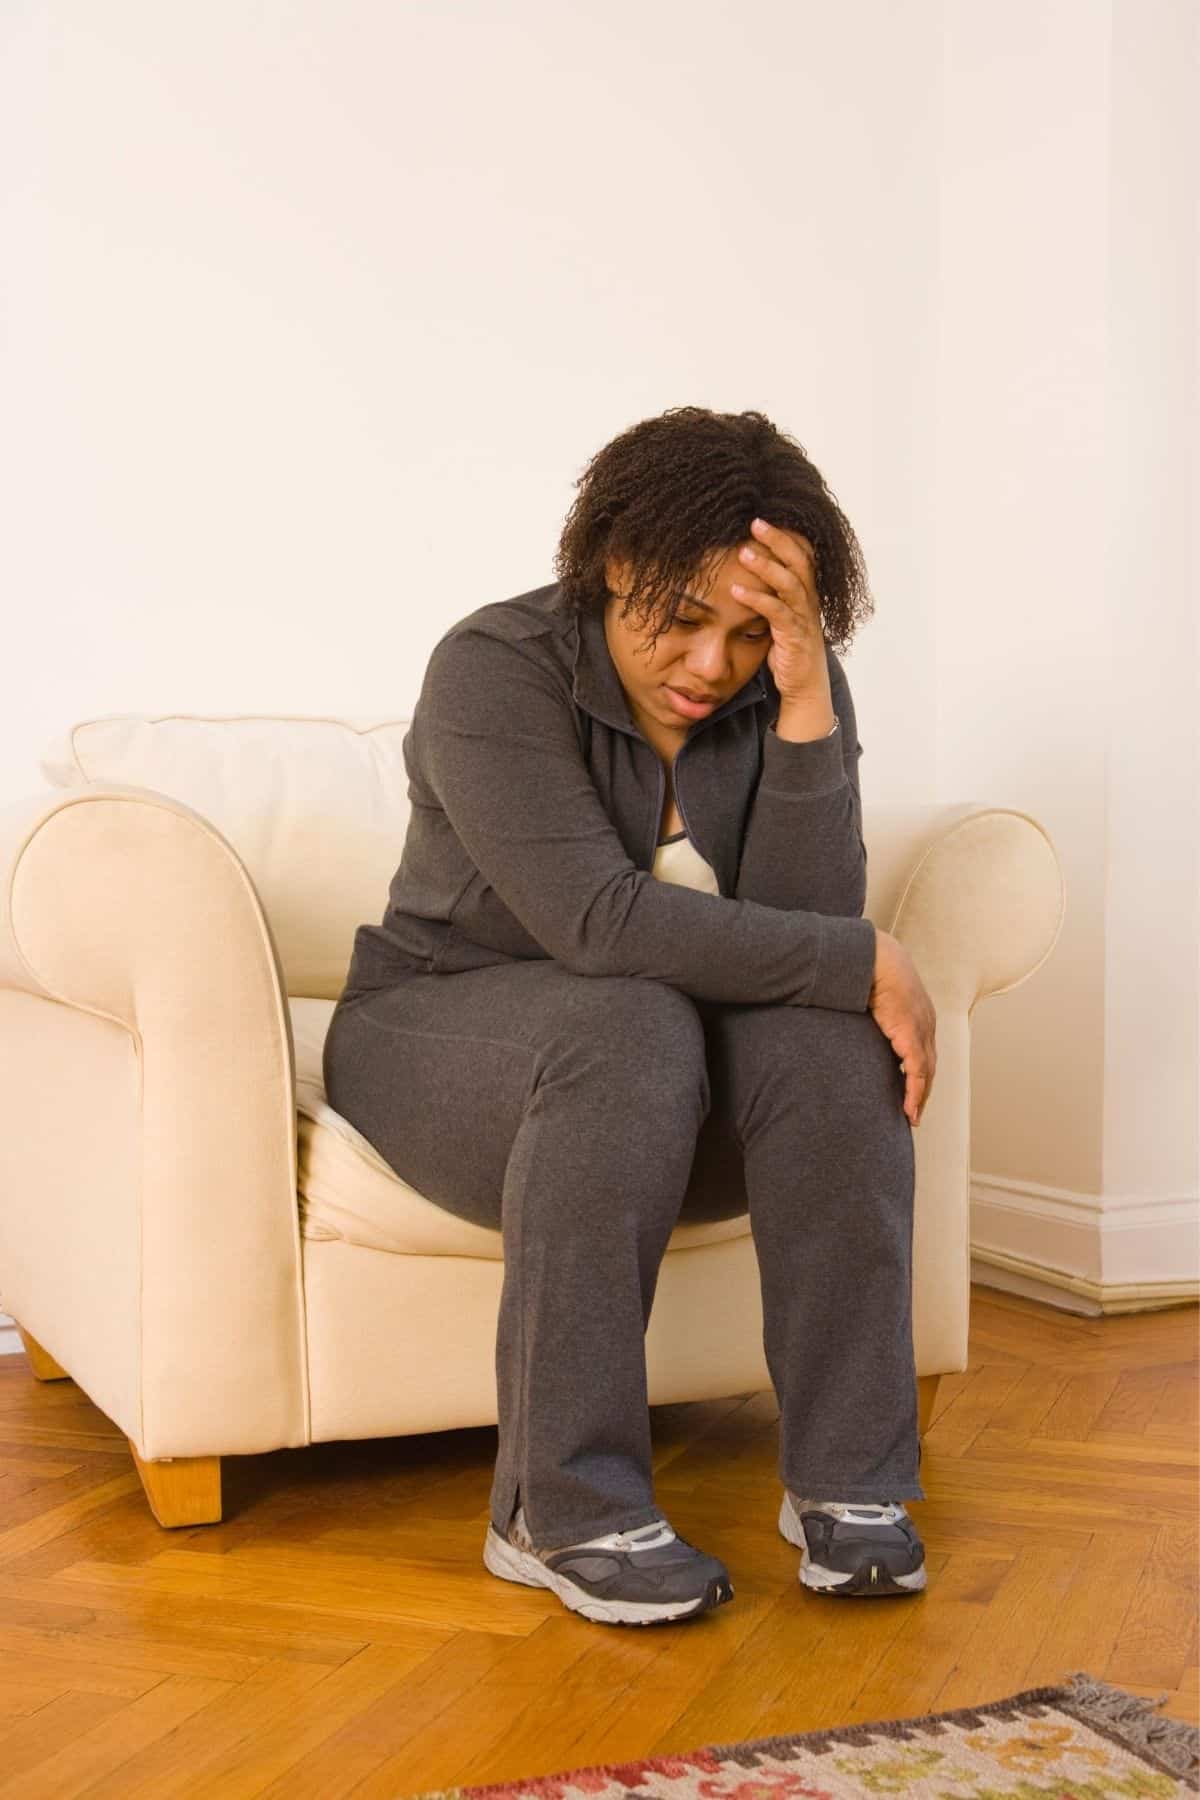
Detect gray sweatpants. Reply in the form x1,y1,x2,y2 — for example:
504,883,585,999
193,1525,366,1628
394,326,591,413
321,958,924,1553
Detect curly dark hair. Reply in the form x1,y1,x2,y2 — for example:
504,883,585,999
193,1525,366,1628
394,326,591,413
552,405,874,657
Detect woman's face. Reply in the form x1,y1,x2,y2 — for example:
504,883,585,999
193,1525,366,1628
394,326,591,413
602,545,773,740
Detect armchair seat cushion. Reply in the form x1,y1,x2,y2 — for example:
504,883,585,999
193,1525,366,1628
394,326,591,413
290,998,754,1262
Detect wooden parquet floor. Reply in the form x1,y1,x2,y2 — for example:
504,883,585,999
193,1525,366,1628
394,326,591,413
0,1285,1195,1796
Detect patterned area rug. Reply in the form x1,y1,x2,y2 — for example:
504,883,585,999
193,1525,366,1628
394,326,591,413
404,1672,1199,1799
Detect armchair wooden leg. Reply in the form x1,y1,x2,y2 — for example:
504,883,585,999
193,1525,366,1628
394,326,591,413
16,1325,70,1381
128,1442,223,1527
16,1323,222,1527
917,1373,941,1438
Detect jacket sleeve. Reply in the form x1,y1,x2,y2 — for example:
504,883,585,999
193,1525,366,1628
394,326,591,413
416,626,876,1011
733,646,868,917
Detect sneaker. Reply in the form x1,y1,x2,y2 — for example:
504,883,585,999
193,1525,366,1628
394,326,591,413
779,1490,926,1596
483,1503,734,1626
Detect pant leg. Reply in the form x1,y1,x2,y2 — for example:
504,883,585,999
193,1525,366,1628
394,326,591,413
685,995,925,1503
321,960,711,1551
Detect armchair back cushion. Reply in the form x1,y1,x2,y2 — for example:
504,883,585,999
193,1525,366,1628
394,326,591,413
40,714,414,1001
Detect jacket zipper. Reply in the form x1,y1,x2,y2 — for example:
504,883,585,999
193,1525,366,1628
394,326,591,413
643,687,761,870
651,737,697,864
673,737,697,849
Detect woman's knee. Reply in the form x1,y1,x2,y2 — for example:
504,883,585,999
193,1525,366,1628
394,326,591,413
542,973,709,1105
736,1003,906,1123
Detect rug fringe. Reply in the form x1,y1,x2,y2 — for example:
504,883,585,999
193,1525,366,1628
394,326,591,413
1061,1669,1200,1785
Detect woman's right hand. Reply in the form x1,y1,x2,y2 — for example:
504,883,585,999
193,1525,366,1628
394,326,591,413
869,928,937,1127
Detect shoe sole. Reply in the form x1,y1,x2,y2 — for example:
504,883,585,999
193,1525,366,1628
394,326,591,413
483,1525,734,1625
777,1496,927,1596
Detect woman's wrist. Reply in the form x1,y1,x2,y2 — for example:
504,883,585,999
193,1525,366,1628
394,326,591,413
774,693,837,742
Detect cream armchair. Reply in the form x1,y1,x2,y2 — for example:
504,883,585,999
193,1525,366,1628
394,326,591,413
0,714,1065,1527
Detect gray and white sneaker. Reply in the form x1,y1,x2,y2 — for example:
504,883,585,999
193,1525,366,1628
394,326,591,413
484,1503,734,1626
779,1491,927,1596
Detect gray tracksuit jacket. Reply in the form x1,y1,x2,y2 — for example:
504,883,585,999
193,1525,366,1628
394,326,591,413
340,581,878,1011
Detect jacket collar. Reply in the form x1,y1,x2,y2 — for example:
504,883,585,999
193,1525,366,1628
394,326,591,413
570,599,769,738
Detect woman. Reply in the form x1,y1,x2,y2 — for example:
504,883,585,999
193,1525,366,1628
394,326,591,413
322,405,938,1628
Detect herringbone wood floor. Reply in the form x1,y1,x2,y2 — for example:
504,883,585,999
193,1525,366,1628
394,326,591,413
0,1285,1195,1797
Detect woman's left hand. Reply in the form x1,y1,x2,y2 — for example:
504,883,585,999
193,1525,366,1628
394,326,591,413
730,517,829,702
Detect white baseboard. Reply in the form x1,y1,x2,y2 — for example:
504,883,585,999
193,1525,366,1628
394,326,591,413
970,1174,1200,1315
0,1312,21,1357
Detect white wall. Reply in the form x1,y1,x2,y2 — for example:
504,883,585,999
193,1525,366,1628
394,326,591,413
0,0,942,781
931,0,1198,1306
1,0,1195,1325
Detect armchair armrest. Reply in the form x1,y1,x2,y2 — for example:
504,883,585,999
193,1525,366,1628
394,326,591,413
0,784,309,1459
864,800,1065,1008
861,801,1066,1376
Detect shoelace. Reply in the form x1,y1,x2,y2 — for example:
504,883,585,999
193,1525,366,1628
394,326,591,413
561,1517,678,1553
517,1507,679,1556
793,1497,907,1524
